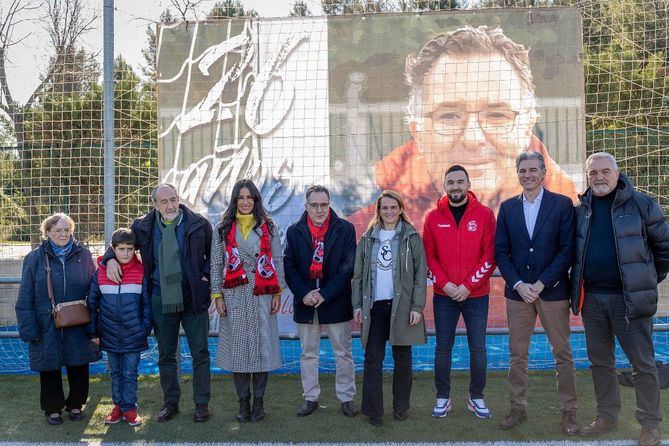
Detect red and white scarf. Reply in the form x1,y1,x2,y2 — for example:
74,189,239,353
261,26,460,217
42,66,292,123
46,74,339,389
307,212,330,280
223,221,280,295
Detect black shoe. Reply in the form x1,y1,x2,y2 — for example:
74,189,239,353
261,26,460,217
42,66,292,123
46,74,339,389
193,403,210,422
250,397,265,422
46,413,64,426
68,409,84,421
296,400,318,417
369,416,383,427
236,396,251,422
157,402,179,422
394,411,407,421
341,400,357,417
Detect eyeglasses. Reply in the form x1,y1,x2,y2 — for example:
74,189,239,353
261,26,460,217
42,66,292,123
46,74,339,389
308,203,330,210
425,107,520,136
49,228,72,235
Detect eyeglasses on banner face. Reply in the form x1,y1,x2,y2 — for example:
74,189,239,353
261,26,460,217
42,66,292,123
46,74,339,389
424,107,520,135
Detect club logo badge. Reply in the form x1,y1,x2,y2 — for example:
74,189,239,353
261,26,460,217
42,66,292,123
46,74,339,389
257,254,275,278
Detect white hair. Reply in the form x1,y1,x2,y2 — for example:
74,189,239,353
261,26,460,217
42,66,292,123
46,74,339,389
585,152,618,171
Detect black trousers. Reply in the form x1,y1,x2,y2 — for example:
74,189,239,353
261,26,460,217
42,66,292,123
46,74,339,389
39,364,90,416
233,372,268,399
151,296,211,405
361,300,412,418
582,292,662,428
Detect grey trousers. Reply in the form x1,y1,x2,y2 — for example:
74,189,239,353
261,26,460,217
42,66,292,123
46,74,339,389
151,295,211,405
582,291,662,429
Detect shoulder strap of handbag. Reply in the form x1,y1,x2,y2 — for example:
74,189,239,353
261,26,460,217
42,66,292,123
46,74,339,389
44,253,56,312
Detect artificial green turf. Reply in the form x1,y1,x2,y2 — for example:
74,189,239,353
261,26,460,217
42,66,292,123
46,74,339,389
0,371,665,443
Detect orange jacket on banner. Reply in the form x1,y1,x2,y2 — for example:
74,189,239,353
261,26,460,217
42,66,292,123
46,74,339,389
348,136,579,239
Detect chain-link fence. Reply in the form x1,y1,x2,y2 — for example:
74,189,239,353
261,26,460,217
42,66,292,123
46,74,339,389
0,0,668,374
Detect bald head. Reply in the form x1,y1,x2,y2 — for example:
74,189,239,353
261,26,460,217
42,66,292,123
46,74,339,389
152,183,180,221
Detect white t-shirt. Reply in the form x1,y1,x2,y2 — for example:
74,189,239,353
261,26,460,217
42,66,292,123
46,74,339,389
374,229,395,302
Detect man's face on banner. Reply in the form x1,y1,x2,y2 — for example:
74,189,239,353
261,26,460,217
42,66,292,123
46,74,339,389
411,52,536,197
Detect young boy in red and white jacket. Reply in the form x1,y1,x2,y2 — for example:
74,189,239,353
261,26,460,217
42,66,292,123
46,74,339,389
87,228,151,426
423,165,496,420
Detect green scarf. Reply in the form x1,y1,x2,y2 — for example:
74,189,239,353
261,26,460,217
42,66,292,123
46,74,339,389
156,210,184,313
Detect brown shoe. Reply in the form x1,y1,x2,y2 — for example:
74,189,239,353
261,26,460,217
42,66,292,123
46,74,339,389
560,411,579,436
638,426,661,446
500,408,527,430
193,403,210,422
578,416,617,436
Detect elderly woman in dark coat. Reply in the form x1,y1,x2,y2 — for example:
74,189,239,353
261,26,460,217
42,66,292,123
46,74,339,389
15,213,101,425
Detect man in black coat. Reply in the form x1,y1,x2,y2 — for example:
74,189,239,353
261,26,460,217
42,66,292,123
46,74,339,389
284,185,357,418
571,152,669,446
104,183,213,423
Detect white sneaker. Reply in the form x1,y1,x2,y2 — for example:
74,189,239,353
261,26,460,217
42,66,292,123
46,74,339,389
431,398,452,418
468,397,492,419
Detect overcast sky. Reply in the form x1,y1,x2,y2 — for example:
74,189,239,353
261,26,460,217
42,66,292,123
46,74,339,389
5,0,302,105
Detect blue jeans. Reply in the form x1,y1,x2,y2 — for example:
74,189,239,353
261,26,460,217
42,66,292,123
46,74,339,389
107,352,141,412
433,293,488,399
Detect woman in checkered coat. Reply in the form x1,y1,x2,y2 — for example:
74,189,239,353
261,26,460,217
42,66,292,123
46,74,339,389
210,179,285,423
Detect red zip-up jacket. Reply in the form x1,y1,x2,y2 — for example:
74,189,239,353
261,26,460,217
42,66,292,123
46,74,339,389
423,191,496,298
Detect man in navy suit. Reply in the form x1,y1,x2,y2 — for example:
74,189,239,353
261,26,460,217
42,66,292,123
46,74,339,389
495,152,578,435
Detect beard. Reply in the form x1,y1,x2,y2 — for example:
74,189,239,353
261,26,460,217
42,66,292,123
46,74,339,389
448,191,467,204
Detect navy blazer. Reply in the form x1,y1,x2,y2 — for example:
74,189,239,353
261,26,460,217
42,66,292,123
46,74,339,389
494,188,575,301
284,209,356,325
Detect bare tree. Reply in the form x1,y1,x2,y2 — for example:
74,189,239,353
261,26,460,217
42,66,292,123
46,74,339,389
0,0,98,140
38,0,98,96
0,0,41,132
169,0,208,21
0,0,99,245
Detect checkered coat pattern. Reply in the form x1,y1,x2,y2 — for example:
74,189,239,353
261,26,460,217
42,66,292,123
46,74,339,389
211,222,284,372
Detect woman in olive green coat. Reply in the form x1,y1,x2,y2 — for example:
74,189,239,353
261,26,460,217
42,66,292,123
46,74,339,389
352,190,427,427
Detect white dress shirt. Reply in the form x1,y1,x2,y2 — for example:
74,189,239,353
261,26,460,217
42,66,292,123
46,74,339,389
522,186,544,240
513,187,544,291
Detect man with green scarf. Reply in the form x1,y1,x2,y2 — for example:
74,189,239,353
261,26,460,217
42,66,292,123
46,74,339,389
104,183,213,422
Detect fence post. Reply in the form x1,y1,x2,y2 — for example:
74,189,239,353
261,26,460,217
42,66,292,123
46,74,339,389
103,0,115,246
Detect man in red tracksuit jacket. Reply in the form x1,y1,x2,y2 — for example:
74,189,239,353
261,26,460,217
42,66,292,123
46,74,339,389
423,165,496,420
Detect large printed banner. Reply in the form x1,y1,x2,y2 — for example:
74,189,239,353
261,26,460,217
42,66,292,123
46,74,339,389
156,8,586,335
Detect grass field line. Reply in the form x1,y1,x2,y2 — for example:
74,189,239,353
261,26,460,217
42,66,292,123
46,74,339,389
0,441,667,446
